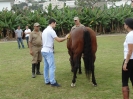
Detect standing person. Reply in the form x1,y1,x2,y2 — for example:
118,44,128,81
24,26,31,48
41,19,68,87
122,18,133,99
29,23,42,78
71,16,85,31
15,26,25,49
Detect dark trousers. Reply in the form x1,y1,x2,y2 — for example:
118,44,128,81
25,36,29,47
122,59,133,87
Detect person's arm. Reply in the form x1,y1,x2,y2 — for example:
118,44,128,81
25,32,30,34
15,30,17,39
15,34,17,39
29,33,33,56
25,29,31,34
24,30,27,34
27,32,31,34
54,37,66,42
123,35,133,71
21,30,24,37
51,29,68,42
29,41,33,56
22,31,24,37
126,44,133,62
123,44,133,71
54,34,69,42
27,29,31,34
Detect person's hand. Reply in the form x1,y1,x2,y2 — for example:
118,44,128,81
123,63,128,71
65,33,70,39
30,50,33,56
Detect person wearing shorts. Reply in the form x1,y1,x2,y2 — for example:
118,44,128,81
122,18,133,99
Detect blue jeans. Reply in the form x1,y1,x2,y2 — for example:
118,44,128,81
17,37,24,49
41,52,56,84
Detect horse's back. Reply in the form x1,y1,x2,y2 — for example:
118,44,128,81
69,27,84,53
67,27,97,54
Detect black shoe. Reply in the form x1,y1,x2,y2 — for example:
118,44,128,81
36,72,43,75
46,82,50,85
51,82,61,87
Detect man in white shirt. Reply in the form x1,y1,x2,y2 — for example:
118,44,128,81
24,26,31,48
41,19,68,87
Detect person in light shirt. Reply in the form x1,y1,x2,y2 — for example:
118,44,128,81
41,19,68,87
24,26,31,48
122,18,133,99
15,26,25,49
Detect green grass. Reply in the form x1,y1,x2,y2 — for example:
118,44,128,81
0,35,133,99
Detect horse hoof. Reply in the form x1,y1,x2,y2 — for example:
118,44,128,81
71,83,75,87
92,83,97,87
92,81,97,87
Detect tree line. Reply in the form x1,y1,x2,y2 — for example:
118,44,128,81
0,3,133,38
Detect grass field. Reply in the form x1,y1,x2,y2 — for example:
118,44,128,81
0,34,133,99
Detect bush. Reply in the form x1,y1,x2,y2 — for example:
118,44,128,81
0,4,132,38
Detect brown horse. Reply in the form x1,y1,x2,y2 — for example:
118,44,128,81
67,27,97,87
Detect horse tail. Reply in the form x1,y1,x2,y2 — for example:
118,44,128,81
83,30,93,79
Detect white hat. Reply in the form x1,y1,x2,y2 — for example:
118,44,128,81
34,23,40,26
74,17,79,20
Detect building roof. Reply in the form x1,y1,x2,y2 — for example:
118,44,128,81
0,0,14,1
0,0,14,6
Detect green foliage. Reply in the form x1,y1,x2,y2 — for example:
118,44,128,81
0,4,133,36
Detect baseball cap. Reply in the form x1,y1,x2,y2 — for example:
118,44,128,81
34,23,40,26
74,17,79,20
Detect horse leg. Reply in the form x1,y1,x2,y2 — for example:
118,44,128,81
71,56,79,87
68,50,74,72
69,57,74,72
92,55,97,86
91,64,97,86
78,58,82,74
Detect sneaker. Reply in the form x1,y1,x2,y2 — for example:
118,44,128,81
46,82,50,85
51,82,61,87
